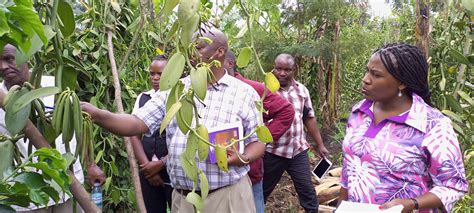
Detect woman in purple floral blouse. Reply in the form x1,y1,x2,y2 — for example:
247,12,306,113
338,43,468,213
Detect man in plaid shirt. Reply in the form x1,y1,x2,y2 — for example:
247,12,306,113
81,29,265,212
263,53,329,213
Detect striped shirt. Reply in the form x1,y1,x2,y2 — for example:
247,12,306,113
134,73,260,190
266,80,312,159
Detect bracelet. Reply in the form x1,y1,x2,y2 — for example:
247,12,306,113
410,198,419,210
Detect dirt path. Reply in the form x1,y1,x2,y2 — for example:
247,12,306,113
265,130,342,212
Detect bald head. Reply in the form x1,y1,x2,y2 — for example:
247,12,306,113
195,28,228,64
202,28,228,52
0,44,29,89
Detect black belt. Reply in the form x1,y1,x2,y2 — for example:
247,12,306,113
176,187,221,197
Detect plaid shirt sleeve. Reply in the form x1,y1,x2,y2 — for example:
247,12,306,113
240,86,260,145
132,91,168,135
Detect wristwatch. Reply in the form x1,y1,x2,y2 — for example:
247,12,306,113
410,198,419,213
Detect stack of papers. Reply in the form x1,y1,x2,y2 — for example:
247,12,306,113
336,201,404,213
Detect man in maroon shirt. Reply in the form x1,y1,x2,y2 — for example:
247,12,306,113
224,51,295,213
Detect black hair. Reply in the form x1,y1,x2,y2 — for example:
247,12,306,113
225,50,237,70
152,55,167,61
374,43,431,105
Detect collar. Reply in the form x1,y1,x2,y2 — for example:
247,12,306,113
0,81,7,93
352,93,428,133
213,72,232,88
280,79,298,92
143,89,158,95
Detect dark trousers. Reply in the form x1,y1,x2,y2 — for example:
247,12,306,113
140,173,173,213
263,150,318,212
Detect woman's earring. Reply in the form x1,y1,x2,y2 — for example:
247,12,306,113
398,89,402,97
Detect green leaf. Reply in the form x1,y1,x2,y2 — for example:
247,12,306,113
12,87,60,113
256,125,273,143
184,132,199,160
185,191,204,211
199,171,209,199
61,66,78,91
178,0,200,24
14,172,48,189
0,141,14,179
62,152,74,168
215,144,228,172
176,99,193,134
110,188,121,205
442,110,463,124
160,52,186,91
448,49,471,65
160,101,183,134
24,162,65,191
57,0,75,38
14,25,56,65
235,24,248,38
180,153,198,182
190,67,208,101
180,13,200,48
264,72,280,93
445,95,463,113
41,186,60,204
166,81,185,111
162,0,179,18
196,125,209,161
166,21,180,42
461,0,474,12
5,88,31,135
223,0,236,14
237,47,252,68
28,189,49,205
8,4,47,45
457,91,474,106
0,9,10,37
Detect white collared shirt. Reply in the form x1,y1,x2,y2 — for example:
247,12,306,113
0,77,84,210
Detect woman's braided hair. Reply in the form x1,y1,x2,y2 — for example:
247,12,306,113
374,43,431,105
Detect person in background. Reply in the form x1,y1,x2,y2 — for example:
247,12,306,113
339,43,467,212
224,50,295,213
263,53,329,213
130,55,172,212
0,44,106,212
80,28,265,212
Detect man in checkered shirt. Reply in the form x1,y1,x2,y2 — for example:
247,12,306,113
81,28,264,212
262,53,329,213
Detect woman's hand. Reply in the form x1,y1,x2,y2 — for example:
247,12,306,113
140,161,164,179
380,198,415,213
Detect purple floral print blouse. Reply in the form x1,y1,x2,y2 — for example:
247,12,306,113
340,94,468,212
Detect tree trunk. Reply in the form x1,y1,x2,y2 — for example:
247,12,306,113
107,30,147,213
328,20,341,129
415,0,430,58
0,91,101,213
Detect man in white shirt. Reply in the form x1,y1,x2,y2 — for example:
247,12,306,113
0,44,105,212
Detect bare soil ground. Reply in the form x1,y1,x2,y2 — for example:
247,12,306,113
265,129,342,213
